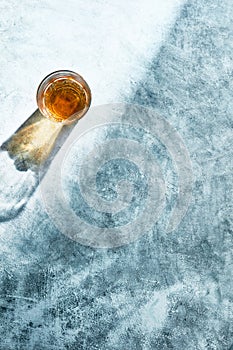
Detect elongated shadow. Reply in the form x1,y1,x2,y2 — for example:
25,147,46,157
0,109,78,221
1,109,77,173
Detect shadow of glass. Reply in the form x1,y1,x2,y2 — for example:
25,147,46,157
0,109,78,221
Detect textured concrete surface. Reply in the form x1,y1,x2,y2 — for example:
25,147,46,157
0,0,233,349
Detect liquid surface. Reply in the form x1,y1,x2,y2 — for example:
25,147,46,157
44,78,87,122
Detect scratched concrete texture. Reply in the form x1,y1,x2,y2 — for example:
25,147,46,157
0,0,233,349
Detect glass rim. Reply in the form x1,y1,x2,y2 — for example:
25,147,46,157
36,70,92,124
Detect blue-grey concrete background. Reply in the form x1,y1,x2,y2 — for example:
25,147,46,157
0,0,233,349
